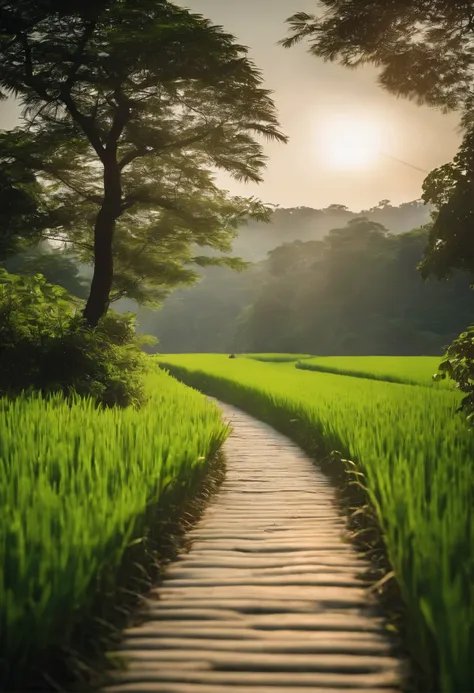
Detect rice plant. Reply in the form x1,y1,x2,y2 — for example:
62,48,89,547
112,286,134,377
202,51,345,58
159,354,474,693
296,355,451,388
243,353,312,362
0,368,228,687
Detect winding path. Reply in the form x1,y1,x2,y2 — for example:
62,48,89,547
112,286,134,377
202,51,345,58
106,402,403,693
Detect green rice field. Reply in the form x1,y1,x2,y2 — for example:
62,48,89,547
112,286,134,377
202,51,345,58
295,355,452,388
243,353,312,362
159,354,474,693
0,367,227,687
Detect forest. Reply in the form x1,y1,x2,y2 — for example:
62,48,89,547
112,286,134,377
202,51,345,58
136,204,472,356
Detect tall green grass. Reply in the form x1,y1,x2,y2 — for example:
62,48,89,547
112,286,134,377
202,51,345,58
243,353,312,363
0,368,227,688
296,355,451,388
160,354,474,693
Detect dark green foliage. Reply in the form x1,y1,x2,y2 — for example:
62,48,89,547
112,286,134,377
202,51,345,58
0,151,45,259
420,127,474,279
0,270,149,407
436,328,474,423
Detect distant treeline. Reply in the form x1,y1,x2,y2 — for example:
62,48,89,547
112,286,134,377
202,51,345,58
143,217,473,356
231,199,431,261
5,201,471,357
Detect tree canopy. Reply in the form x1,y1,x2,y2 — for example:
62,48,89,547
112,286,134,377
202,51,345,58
0,0,286,325
282,1,474,118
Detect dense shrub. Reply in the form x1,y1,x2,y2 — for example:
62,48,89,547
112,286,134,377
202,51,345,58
435,326,474,423
0,270,152,407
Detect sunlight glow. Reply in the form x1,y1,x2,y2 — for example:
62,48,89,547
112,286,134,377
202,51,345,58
319,116,382,170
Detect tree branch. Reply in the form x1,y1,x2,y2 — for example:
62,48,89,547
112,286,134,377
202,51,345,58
17,31,51,102
163,127,221,152
118,145,147,170
118,126,221,171
63,17,99,91
109,275,146,303
59,86,106,162
106,88,132,153
25,99,56,131
121,193,178,213
41,167,103,205
109,288,128,302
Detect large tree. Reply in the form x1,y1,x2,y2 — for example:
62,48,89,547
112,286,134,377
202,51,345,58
0,0,286,326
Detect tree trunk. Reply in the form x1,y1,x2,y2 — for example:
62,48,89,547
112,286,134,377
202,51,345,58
83,161,121,327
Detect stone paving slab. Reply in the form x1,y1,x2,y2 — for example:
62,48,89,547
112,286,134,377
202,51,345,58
105,402,403,692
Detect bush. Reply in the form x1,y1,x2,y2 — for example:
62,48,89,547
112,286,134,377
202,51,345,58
0,270,152,407
435,325,474,423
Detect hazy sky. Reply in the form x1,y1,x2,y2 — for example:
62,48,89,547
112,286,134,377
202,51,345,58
0,0,462,211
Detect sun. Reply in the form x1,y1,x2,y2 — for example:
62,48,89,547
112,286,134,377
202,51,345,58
319,116,382,170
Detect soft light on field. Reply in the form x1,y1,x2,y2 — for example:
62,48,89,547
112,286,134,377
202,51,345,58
160,354,473,692
319,116,382,170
